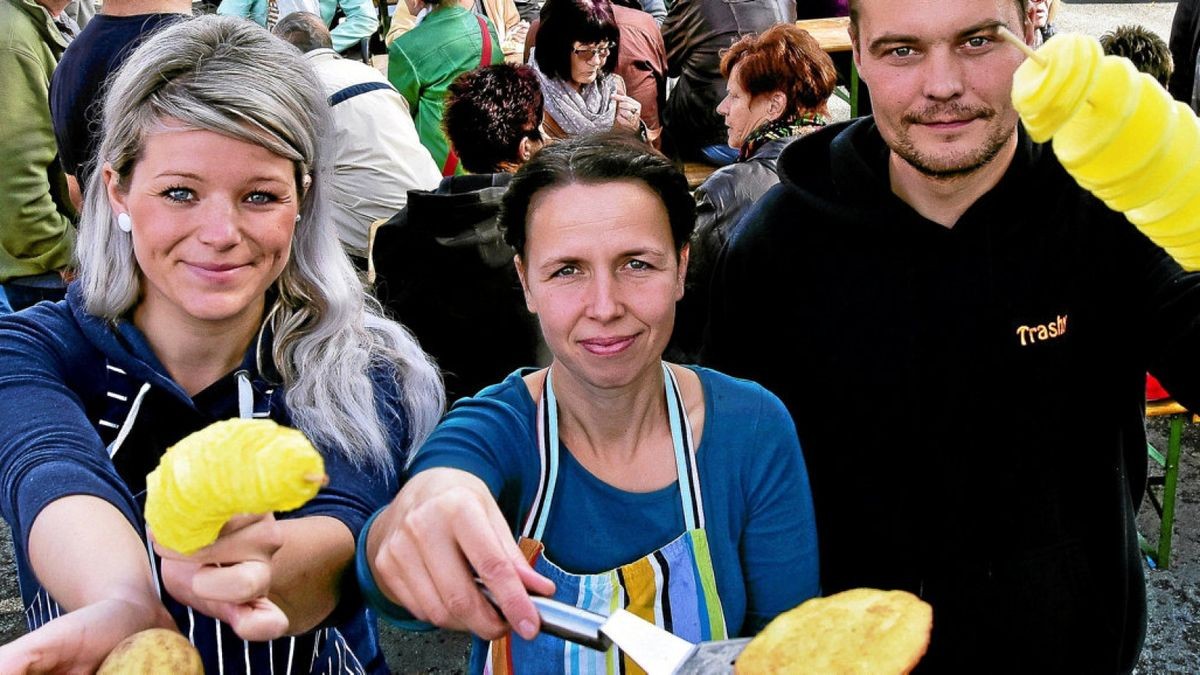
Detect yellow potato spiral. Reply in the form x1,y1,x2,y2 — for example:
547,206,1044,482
145,418,326,555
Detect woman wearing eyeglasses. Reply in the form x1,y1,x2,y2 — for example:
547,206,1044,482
530,0,644,140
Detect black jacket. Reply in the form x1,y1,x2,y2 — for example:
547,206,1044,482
703,118,1200,673
661,0,794,156
1169,0,1200,105
372,173,542,404
672,136,796,361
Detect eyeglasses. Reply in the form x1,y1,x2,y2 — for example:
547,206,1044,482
572,43,612,62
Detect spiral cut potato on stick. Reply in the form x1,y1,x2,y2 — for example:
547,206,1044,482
145,418,326,555
1001,28,1200,268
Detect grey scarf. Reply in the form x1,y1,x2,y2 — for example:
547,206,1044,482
530,50,618,136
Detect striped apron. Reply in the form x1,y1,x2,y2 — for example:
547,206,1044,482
485,363,728,675
81,365,375,674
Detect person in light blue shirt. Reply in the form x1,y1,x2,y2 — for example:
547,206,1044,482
217,0,377,53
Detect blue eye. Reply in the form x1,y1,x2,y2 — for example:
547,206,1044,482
892,46,914,57
161,186,193,203
551,265,579,278
628,259,651,270
965,36,991,48
246,191,278,205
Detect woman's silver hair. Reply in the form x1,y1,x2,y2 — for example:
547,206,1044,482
77,15,444,473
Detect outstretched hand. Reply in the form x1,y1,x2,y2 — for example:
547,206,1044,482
369,468,556,641
0,597,176,675
155,513,288,641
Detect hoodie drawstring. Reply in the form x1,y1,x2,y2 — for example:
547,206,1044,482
236,370,253,420
108,382,152,459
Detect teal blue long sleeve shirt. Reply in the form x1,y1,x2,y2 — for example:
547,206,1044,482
217,0,377,53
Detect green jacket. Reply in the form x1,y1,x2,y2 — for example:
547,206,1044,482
388,5,501,175
0,0,74,283
216,0,378,54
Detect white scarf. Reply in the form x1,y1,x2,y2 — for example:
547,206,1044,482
530,50,618,136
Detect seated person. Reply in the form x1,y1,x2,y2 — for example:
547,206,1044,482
0,16,444,675
0,0,76,314
387,0,528,64
525,0,667,146
1100,24,1174,87
49,0,188,209
373,63,546,403
530,0,643,140
1028,0,1057,47
359,134,820,675
673,24,836,360
661,0,795,165
217,0,378,53
389,0,503,175
273,11,441,261
478,0,529,62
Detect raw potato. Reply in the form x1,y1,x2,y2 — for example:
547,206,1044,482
145,418,326,554
97,628,204,674
734,588,932,675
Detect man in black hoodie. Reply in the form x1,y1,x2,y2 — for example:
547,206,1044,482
372,64,546,403
703,0,1200,671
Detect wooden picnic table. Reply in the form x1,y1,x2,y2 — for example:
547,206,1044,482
794,16,852,52
796,16,861,116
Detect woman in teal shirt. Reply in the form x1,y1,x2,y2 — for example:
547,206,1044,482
358,134,819,674
389,0,503,175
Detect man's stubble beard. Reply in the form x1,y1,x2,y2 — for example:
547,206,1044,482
890,106,1017,181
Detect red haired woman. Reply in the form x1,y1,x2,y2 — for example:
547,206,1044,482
674,23,837,359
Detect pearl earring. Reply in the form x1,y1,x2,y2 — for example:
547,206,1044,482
116,213,132,233
295,214,302,223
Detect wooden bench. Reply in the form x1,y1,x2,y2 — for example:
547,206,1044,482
683,161,717,190
1142,399,1192,569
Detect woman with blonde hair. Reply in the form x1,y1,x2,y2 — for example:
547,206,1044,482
0,15,443,674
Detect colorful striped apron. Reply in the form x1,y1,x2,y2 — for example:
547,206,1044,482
485,363,728,675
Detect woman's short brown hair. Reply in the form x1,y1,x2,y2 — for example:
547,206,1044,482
720,24,838,118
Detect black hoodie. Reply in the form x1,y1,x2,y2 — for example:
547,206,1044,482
702,118,1200,673
372,173,543,404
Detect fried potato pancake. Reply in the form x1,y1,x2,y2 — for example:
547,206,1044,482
734,588,932,674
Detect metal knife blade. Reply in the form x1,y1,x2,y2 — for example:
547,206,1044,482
669,637,752,674
597,609,696,674
476,581,750,674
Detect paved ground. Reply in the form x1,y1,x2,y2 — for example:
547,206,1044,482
2,2,1196,673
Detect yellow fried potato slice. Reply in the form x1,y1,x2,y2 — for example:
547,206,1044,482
734,588,932,675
